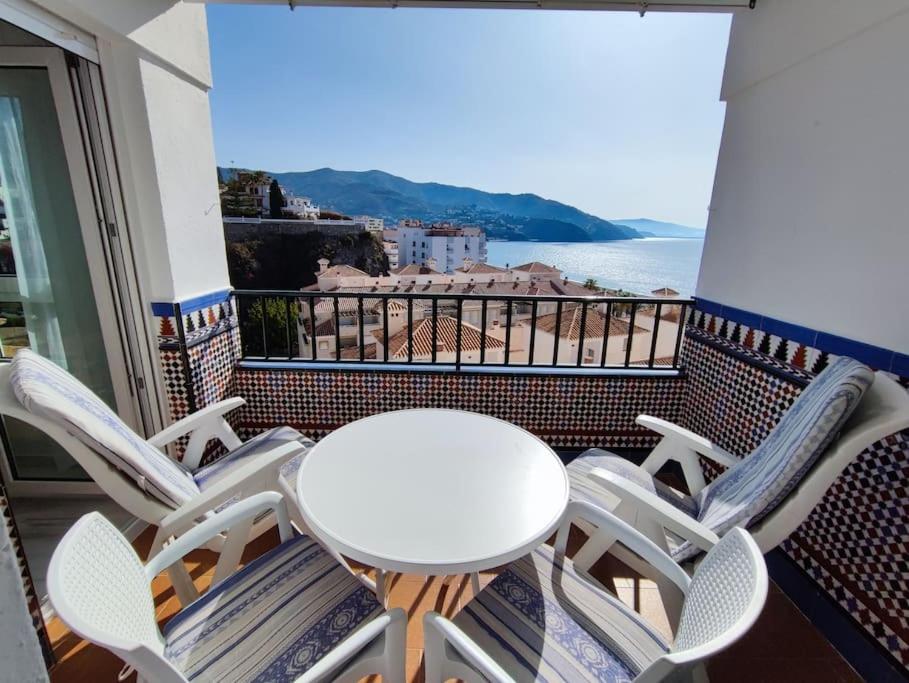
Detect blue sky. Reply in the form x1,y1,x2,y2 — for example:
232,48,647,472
207,6,730,228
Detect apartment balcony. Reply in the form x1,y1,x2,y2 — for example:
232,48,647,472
0,2,907,683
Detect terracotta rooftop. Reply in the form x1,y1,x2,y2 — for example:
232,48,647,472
317,264,370,278
372,316,504,359
535,305,647,340
301,317,338,337
456,262,509,275
512,261,561,273
392,264,443,276
651,287,680,296
340,343,377,360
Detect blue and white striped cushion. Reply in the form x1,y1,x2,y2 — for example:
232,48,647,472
672,356,874,562
163,533,383,682
568,450,699,518
10,349,198,508
193,426,315,492
453,544,670,682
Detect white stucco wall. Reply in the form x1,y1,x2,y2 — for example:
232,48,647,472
697,0,909,351
30,1,228,304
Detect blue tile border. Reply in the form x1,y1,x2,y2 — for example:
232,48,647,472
151,287,232,317
695,298,901,375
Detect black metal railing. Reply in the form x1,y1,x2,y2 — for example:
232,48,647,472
234,289,693,372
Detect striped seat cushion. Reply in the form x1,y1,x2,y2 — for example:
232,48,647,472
193,426,315,492
453,544,669,682
568,449,699,518
10,349,198,508
163,533,383,682
673,356,874,562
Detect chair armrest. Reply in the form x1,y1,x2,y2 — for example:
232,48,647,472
148,398,246,469
424,612,516,683
588,467,720,554
637,415,739,469
557,500,691,593
636,415,739,495
297,608,406,682
157,440,303,535
145,490,292,580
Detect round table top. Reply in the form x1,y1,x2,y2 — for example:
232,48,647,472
295,409,569,575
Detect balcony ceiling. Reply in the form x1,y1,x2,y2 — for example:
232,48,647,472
192,0,753,13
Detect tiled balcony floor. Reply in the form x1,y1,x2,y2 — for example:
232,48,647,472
47,523,860,682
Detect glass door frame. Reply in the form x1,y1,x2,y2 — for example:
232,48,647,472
0,46,152,495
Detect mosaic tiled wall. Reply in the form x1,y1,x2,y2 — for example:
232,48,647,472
680,304,909,672
231,368,687,450
152,290,241,462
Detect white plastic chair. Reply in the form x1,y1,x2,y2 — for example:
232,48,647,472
47,490,406,683
0,349,321,605
566,358,909,624
423,500,768,683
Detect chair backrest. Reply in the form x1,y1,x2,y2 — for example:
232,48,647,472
8,349,198,509
47,513,180,680
672,356,874,562
674,528,767,655
750,368,909,551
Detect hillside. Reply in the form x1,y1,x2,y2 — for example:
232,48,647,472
610,218,705,238
220,167,641,242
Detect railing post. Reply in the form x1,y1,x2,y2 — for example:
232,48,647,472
600,302,612,367
527,299,538,366
333,294,341,361
648,302,662,368
382,297,390,363
673,303,687,369
259,296,269,359
480,299,487,364
407,298,414,363
624,302,637,368
455,298,463,370
284,296,293,360
432,298,438,364
504,301,512,365
308,295,317,361
576,301,587,367
358,296,365,363
552,300,563,367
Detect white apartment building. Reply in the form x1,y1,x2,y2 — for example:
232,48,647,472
396,223,487,273
383,241,399,269
285,194,320,219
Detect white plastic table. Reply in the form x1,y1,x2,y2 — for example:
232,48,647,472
295,409,569,599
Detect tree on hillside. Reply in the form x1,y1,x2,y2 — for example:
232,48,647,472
583,278,599,291
269,179,285,219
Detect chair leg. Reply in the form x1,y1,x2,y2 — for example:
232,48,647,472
636,515,684,631
383,607,407,683
150,526,200,607
572,499,636,573
376,568,387,607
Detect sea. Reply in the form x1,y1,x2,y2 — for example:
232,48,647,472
485,238,704,297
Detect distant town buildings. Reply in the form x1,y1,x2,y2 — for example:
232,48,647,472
284,194,320,219
297,256,683,366
353,216,385,233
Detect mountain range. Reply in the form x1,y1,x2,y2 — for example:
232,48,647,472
220,167,703,242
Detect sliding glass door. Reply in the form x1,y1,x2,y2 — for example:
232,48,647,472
0,46,140,485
